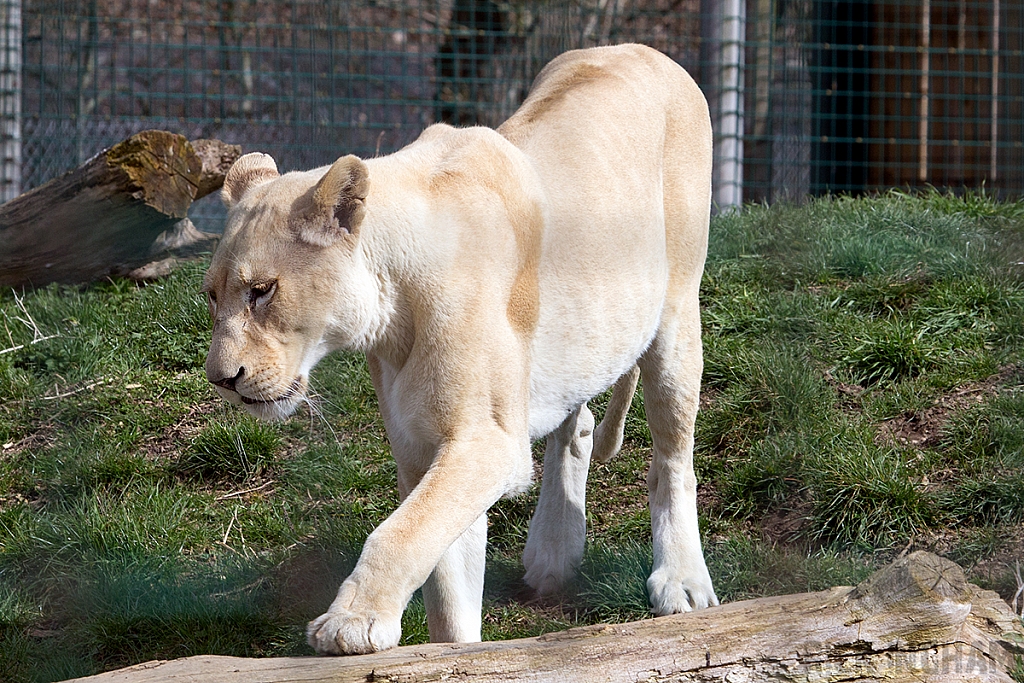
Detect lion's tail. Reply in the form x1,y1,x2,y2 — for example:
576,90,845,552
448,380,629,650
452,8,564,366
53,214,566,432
591,365,641,463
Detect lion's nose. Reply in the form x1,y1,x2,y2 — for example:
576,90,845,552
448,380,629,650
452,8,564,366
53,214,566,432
211,367,245,392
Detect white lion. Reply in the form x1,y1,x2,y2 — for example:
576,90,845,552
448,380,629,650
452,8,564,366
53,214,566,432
203,43,717,655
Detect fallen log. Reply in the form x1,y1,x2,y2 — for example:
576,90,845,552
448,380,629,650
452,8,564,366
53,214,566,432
63,552,1024,683
191,138,243,201
0,130,240,287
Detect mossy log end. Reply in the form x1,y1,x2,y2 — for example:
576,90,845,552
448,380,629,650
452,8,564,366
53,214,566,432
0,131,240,287
63,552,1024,683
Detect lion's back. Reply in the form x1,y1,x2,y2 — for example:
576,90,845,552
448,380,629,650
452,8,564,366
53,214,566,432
498,44,707,153
497,44,709,258
499,45,712,439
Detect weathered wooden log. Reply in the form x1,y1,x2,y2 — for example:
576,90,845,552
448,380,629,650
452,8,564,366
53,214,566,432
0,131,240,287
191,138,244,201
62,552,1024,683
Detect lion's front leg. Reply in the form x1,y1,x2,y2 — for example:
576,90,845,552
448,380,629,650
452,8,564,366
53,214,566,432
307,514,488,653
421,512,487,642
306,429,528,655
306,594,402,655
523,404,594,595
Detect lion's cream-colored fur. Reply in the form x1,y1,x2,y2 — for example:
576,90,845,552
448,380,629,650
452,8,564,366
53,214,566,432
204,44,717,655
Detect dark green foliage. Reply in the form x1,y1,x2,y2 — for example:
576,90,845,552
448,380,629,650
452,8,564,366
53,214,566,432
941,389,1024,465
942,475,1024,525
721,433,807,514
68,559,305,667
706,537,875,601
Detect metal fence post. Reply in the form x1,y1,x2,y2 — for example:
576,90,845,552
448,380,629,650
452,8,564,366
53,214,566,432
0,0,20,203
703,0,746,210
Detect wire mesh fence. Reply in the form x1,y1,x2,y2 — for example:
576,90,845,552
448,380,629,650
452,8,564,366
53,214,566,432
4,0,1023,227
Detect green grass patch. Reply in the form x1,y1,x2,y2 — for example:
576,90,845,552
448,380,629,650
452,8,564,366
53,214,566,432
178,420,282,481
1,191,1023,680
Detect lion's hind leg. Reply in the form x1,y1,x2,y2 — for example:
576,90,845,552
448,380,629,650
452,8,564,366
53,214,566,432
592,365,640,463
638,303,718,615
522,403,594,595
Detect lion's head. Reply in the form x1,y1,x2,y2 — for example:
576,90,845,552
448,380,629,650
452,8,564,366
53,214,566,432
203,151,378,420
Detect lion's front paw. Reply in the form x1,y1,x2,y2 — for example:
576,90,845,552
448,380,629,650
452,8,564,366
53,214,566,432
647,568,719,616
306,608,402,655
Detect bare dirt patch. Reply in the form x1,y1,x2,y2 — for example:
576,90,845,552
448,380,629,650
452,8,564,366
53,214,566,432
137,400,223,463
759,501,812,545
1,423,57,457
877,365,1020,449
0,425,58,512
822,370,866,413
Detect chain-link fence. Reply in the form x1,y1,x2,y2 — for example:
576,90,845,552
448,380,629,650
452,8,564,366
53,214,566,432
4,0,1023,226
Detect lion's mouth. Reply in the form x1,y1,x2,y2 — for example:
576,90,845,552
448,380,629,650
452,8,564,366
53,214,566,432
239,378,303,406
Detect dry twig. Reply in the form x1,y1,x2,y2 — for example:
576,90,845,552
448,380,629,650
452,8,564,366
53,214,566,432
41,379,108,401
1011,560,1024,619
215,480,276,501
0,291,59,355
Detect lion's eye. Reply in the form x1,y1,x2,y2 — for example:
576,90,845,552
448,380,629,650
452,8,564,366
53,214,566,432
248,281,277,307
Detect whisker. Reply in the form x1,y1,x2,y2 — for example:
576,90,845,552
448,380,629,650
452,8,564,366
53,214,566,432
303,386,340,443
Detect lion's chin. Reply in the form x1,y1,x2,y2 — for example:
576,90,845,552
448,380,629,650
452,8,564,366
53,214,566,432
243,398,300,422
213,378,306,422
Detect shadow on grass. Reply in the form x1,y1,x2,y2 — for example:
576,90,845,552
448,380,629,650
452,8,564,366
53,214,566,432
0,545,363,683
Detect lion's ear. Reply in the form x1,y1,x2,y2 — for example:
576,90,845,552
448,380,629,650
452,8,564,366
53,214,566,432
222,153,280,208
297,155,370,246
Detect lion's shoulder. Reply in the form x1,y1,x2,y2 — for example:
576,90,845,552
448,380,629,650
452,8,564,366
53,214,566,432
398,124,540,210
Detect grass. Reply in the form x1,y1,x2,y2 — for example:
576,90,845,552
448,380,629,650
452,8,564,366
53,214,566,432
1,190,1023,680
177,420,282,481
